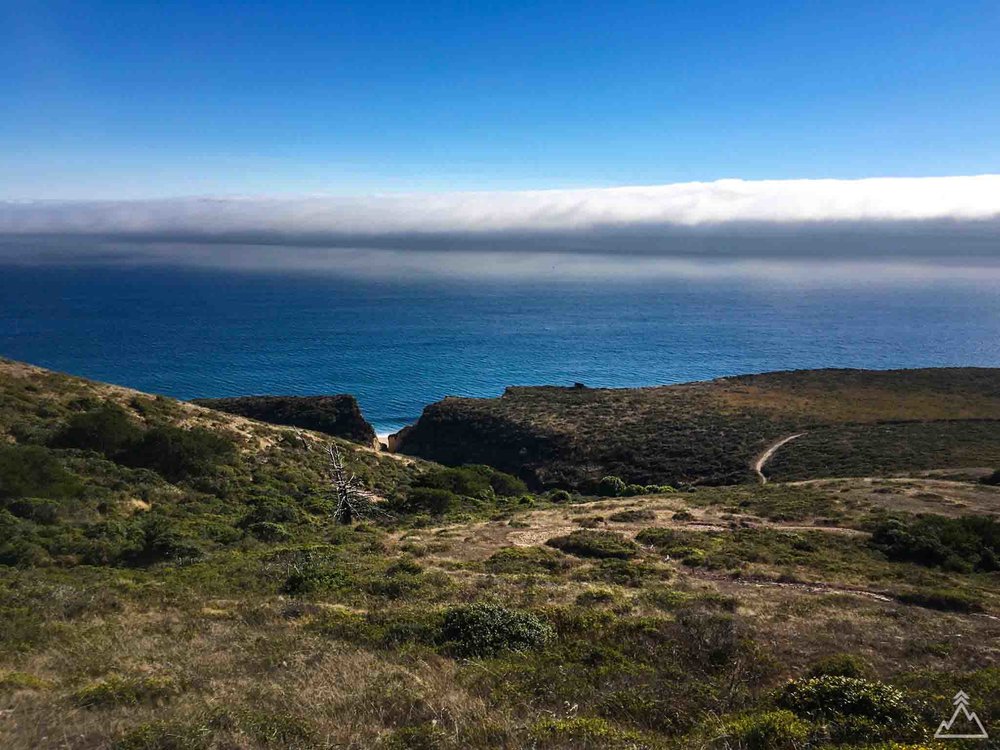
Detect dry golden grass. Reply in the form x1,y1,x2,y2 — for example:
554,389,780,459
791,476,1000,518
1,603,500,750
714,382,1000,422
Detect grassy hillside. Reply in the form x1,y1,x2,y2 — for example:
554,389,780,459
393,368,1000,489
0,358,422,568
767,421,1000,482
191,395,378,446
2,360,1000,749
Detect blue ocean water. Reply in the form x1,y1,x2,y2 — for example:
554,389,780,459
2,266,1000,434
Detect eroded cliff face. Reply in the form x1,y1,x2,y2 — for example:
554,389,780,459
390,392,580,489
192,395,377,445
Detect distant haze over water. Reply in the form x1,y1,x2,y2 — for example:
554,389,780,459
2,266,1000,434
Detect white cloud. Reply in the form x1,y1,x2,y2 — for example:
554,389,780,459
2,175,999,236
1,175,998,273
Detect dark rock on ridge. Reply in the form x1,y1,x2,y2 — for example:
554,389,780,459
193,395,377,445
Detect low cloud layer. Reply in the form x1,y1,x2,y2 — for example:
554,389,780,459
2,175,999,273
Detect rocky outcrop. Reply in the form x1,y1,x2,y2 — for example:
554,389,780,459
192,395,377,445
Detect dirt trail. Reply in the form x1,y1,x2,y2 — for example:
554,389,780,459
753,433,805,484
688,568,894,602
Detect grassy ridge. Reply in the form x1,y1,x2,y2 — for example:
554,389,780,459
395,368,1000,488
0,358,424,568
768,420,1000,481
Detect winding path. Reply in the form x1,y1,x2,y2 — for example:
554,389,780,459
753,433,806,484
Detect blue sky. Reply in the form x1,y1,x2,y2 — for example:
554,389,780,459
3,0,999,198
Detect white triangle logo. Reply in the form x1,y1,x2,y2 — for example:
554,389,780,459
935,691,989,740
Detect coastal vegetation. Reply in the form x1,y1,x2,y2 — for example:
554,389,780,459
393,368,1000,489
1,358,998,749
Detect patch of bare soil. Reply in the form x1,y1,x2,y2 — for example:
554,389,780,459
393,495,872,566
753,433,806,484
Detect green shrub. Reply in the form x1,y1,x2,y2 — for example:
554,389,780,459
486,468,529,497
640,587,732,613
649,485,676,493
135,516,202,564
640,587,692,611
240,500,300,527
581,558,654,587
597,476,627,497
413,465,491,497
675,607,740,667
546,530,639,559
871,515,1000,572
721,710,809,750
895,588,983,613
412,464,525,498
486,545,570,574
806,653,872,679
129,395,177,420
113,720,210,750
300,495,335,515
282,557,352,596
381,723,449,750
575,588,618,606
386,557,423,576
312,607,443,649
439,601,553,657
549,489,572,503
635,527,701,555
0,670,53,692
0,445,80,499
210,708,316,746
51,403,142,457
608,508,656,523
247,521,292,542
80,518,146,565
73,673,178,707
529,716,649,749
4,497,60,524
121,426,237,482
0,536,51,567
364,558,447,601
396,487,460,515
777,676,919,742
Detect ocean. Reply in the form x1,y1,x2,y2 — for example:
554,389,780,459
2,265,1000,435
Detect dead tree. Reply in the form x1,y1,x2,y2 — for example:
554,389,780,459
326,443,382,524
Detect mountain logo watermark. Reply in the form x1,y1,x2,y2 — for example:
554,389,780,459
935,691,989,740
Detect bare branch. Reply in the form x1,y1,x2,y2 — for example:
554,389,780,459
327,442,385,524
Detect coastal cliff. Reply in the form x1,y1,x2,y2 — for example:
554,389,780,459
192,394,377,446
393,369,1000,489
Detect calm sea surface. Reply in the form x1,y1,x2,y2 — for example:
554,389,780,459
2,266,1000,434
